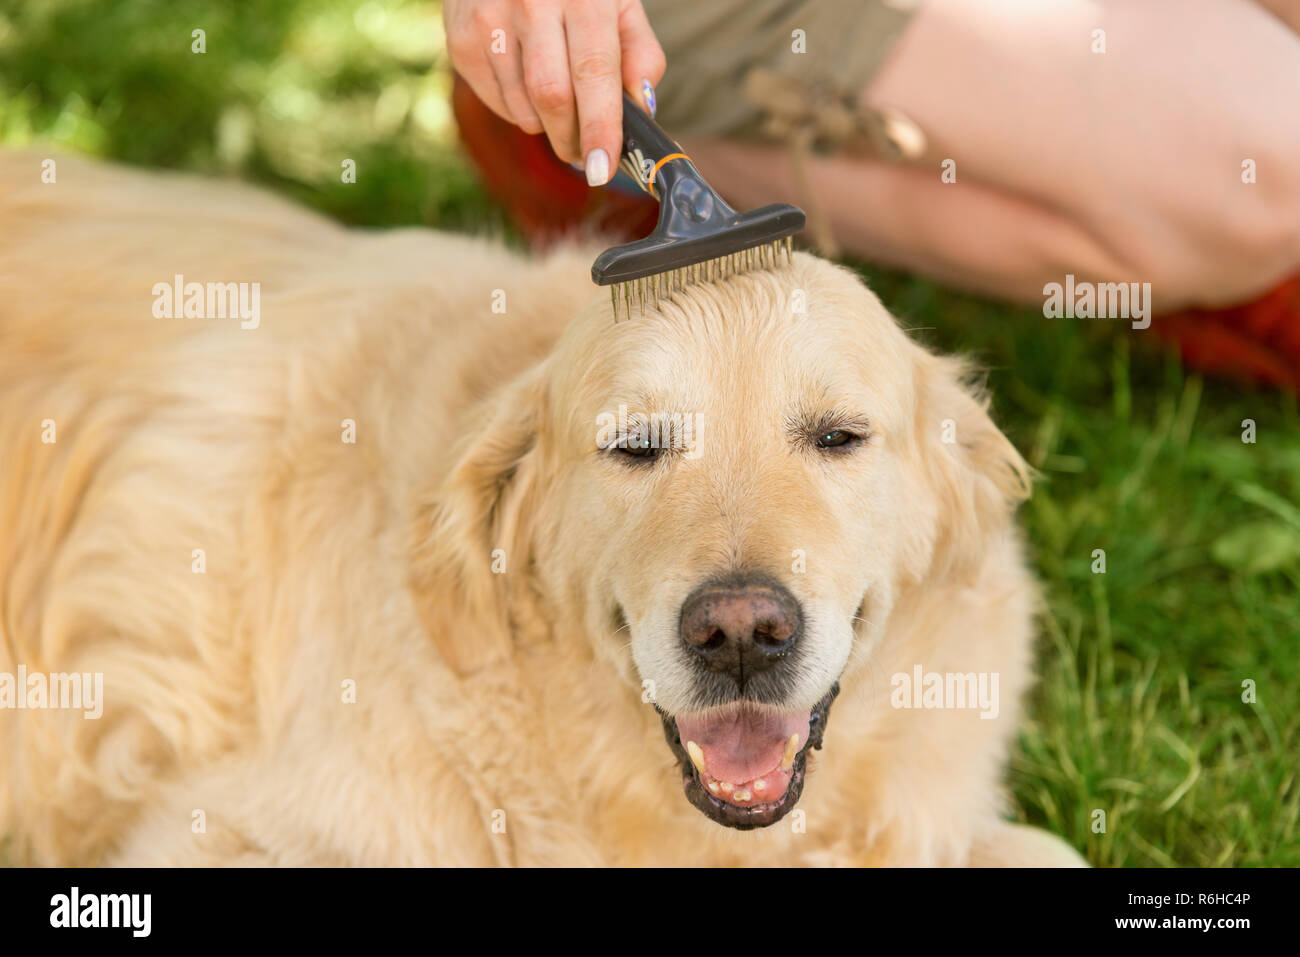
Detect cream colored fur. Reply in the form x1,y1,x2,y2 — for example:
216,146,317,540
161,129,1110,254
0,152,1084,866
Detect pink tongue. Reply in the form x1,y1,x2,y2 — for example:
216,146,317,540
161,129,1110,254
675,709,811,784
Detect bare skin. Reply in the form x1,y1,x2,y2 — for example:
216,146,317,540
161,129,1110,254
685,0,1300,310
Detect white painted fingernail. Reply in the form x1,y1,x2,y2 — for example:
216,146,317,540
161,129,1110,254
585,148,610,186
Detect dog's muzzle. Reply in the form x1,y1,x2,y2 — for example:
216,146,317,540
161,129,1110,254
659,683,840,830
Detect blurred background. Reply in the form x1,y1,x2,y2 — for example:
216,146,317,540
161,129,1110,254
2,0,1296,866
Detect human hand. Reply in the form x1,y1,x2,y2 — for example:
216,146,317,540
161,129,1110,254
444,0,666,185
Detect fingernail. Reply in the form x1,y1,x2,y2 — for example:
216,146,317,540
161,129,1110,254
642,78,656,117
585,148,610,187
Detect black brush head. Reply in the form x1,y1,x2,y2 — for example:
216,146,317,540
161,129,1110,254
592,93,804,287
592,195,805,285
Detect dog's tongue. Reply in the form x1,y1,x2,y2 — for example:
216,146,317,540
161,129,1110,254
676,709,810,787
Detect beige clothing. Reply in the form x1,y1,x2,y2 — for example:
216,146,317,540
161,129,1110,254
643,0,919,151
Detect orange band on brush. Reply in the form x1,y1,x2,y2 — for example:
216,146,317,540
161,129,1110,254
648,152,689,189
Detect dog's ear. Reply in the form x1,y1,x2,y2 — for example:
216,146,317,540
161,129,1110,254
906,353,1031,581
410,361,551,676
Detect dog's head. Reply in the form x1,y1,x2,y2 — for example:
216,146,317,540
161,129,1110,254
419,253,1028,829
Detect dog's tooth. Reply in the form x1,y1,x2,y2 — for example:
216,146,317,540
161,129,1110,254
753,779,767,793
686,740,707,774
733,789,751,802
718,781,734,794
708,781,721,794
781,733,800,770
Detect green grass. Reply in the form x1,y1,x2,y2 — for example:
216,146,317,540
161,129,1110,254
3,0,1297,867
868,272,1300,866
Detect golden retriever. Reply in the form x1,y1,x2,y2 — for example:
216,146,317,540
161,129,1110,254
0,152,1084,866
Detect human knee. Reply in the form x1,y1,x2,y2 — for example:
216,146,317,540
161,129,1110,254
1153,122,1300,302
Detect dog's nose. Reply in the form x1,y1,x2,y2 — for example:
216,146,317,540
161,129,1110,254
679,579,801,684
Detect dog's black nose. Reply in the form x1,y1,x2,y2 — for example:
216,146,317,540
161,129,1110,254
679,578,801,685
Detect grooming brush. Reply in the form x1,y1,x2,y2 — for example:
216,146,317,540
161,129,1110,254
592,91,806,320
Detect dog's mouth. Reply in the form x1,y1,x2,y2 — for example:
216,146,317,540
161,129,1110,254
658,684,839,830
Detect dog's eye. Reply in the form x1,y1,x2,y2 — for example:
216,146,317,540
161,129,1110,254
815,429,858,449
618,433,657,460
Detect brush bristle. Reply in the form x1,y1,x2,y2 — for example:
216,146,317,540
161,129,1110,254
609,237,795,321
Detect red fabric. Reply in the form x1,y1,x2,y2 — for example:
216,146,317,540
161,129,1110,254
1154,276,1300,392
450,72,659,247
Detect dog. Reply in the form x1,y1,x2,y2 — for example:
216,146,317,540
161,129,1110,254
0,152,1084,866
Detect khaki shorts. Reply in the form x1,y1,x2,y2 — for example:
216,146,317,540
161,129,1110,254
642,0,921,157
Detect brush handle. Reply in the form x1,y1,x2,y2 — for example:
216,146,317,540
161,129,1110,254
590,92,803,287
617,90,691,201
